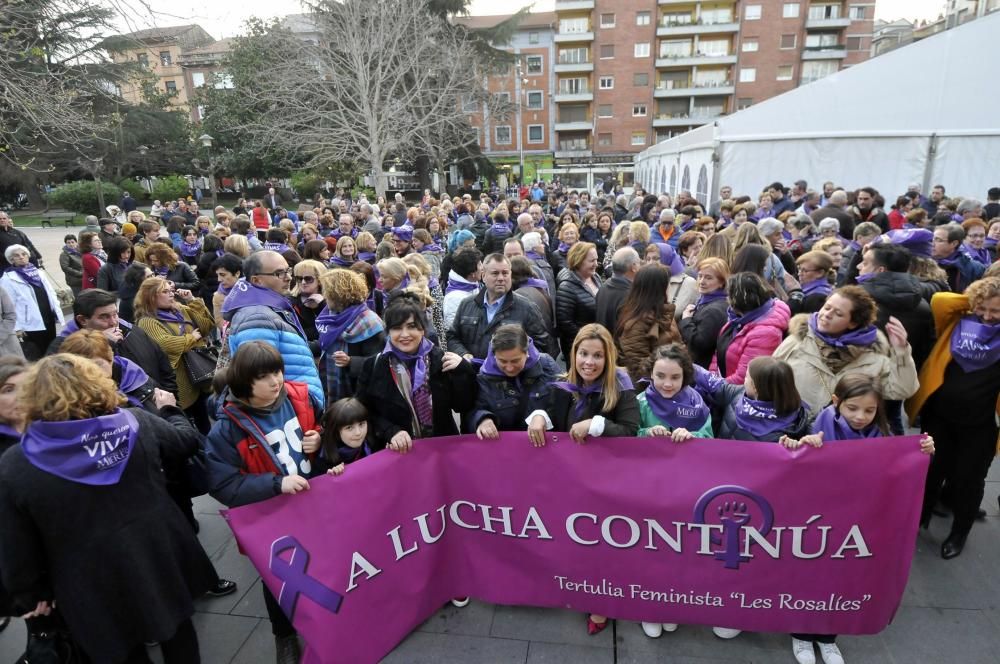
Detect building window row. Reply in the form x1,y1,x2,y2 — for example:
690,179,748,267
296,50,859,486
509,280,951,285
490,125,546,144
744,3,866,21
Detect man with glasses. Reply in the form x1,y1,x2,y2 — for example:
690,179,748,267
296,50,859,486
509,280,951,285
0,212,43,271
220,251,324,401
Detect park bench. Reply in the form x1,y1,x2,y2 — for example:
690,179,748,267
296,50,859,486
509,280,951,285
40,212,79,228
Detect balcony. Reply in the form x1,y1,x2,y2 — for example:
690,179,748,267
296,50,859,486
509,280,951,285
554,30,594,43
652,112,723,127
802,47,847,59
555,149,593,158
654,81,734,97
655,53,737,68
805,16,852,29
555,0,595,9
553,90,594,102
656,20,739,37
554,121,593,132
554,60,594,73
658,0,701,4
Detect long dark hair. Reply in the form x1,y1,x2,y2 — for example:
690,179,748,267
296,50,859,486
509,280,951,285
747,357,800,415
833,373,889,434
616,263,672,337
321,397,369,457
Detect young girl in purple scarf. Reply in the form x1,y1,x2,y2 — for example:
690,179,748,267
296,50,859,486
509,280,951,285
780,373,933,664
320,397,379,474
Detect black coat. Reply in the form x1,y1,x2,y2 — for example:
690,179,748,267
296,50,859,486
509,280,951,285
555,270,602,355
678,297,729,368
546,384,640,437
860,271,935,370
163,262,200,295
358,346,479,447
468,353,560,432
595,275,631,334
196,251,221,308
447,289,556,360
809,206,855,239
0,407,216,663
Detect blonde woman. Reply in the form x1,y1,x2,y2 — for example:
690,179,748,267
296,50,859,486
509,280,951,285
223,233,250,260
602,221,632,276
317,269,386,400
403,252,446,342
356,231,377,263
288,259,327,345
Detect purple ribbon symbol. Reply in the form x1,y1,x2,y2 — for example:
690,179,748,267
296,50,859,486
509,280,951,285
269,535,343,618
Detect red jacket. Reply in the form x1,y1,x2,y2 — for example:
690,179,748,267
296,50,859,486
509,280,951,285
224,381,318,475
82,253,102,289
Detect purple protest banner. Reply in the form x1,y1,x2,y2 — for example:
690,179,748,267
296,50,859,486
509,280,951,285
223,433,928,664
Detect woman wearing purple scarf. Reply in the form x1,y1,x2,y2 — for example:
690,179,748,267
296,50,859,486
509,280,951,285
774,286,918,418
527,323,638,636
680,258,730,368
1,244,64,360
781,373,934,664
908,277,1000,559
316,269,385,402
357,295,477,450
59,234,83,295
178,226,202,266
287,260,326,345
791,250,834,315
0,355,217,664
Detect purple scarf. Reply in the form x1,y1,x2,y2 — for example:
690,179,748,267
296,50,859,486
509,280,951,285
0,423,19,440
695,289,727,310
726,299,774,333
315,303,368,350
357,251,376,263
950,315,1000,373
643,385,710,431
217,282,233,296
63,245,81,256
153,265,169,277
445,278,479,295
557,242,572,254
384,336,434,393
964,245,992,265
525,249,546,262
733,395,803,438
554,368,634,419
855,272,877,283
811,404,882,440
179,240,201,258
114,356,151,408
155,307,188,333
801,278,833,298
221,278,307,338
808,312,877,348
520,277,550,293
490,222,511,235
419,243,443,254
329,255,354,268
936,249,966,269
21,409,139,485
480,337,540,379
264,242,289,254
7,264,44,289
652,242,684,276
58,319,80,338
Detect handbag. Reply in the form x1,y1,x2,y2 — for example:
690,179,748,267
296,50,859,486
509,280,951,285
183,345,219,386
40,267,74,310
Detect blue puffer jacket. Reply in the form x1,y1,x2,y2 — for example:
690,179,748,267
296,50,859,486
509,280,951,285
226,305,324,403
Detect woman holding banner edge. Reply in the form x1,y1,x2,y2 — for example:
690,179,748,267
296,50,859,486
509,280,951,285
527,323,640,635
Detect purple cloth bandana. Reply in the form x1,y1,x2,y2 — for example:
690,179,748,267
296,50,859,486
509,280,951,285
812,404,882,440
949,314,1000,373
21,409,139,485
808,313,877,349
643,385,710,431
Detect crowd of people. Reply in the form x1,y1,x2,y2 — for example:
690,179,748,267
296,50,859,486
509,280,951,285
0,178,998,664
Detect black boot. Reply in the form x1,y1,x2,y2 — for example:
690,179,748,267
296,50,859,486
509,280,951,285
941,529,970,560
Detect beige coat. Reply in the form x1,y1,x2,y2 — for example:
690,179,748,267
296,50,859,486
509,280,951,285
772,314,920,416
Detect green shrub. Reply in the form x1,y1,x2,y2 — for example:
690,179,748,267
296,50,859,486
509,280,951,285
48,180,123,215
290,171,326,199
151,175,190,202
117,178,145,200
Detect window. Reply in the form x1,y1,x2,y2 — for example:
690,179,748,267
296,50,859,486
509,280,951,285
631,132,646,146
805,33,838,48
559,17,590,35
809,4,841,19
739,67,756,82
599,76,614,89
195,106,204,121
783,3,800,18
742,39,759,52
801,59,839,83
526,55,543,74
495,126,512,145
597,104,613,118
527,124,544,143
164,80,177,94
632,104,647,117
496,92,511,105
558,47,589,64
529,31,539,44
776,65,794,80
634,43,650,58
846,36,863,51
694,69,727,86
660,39,692,58
745,4,762,20
526,91,543,109
737,98,753,110
780,34,797,49
600,44,614,59
701,8,733,24
697,39,729,56
849,6,866,19
213,73,234,89
559,104,589,122
136,53,149,66
636,11,651,26
600,13,615,28
633,72,649,86
159,51,172,66
662,11,694,26
598,132,612,146
191,72,206,88
473,127,481,145
462,95,478,112
558,77,588,94
559,137,589,151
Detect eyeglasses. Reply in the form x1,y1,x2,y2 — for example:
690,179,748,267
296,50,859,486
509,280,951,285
263,268,292,278
292,275,316,284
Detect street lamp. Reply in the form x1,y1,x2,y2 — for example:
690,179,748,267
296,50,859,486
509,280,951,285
198,134,217,209
137,145,149,195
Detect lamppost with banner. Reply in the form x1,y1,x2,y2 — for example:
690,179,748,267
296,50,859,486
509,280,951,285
198,133,217,209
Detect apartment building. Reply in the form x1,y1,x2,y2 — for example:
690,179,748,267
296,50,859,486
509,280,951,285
548,0,874,166
872,0,1000,57
177,39,234,123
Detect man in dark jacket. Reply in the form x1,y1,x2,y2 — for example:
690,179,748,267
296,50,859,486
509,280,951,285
767,182,794,217
850,187,889,233
595,247,639,333
0,212,42,270
809,190,855,239
448,254,555,360
46,289,178,395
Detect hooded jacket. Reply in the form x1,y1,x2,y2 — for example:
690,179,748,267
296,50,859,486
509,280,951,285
711,299,791,385
859,271,935,370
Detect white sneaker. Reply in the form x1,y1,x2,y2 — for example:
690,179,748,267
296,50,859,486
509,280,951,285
641,622,663,638
818,642,845,664
450,597,470,608
662,623,678,632
712,626,741,639
792,638,817,664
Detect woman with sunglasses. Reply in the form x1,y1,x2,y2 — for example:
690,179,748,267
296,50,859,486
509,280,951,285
288,259,326,351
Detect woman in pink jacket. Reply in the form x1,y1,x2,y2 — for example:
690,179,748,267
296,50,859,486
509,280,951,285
711,272,791,384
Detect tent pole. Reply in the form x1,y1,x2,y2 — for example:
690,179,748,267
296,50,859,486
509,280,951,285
712,142,724,203
921,134,938,194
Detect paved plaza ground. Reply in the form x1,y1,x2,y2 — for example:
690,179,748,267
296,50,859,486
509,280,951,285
2,225,999,663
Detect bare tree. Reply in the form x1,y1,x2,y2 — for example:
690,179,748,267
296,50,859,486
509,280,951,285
242,0,492,197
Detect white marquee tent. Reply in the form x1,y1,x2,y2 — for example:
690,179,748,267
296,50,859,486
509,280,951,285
634,11,1000,206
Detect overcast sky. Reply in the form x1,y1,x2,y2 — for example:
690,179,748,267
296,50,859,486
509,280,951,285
121,0,949,39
